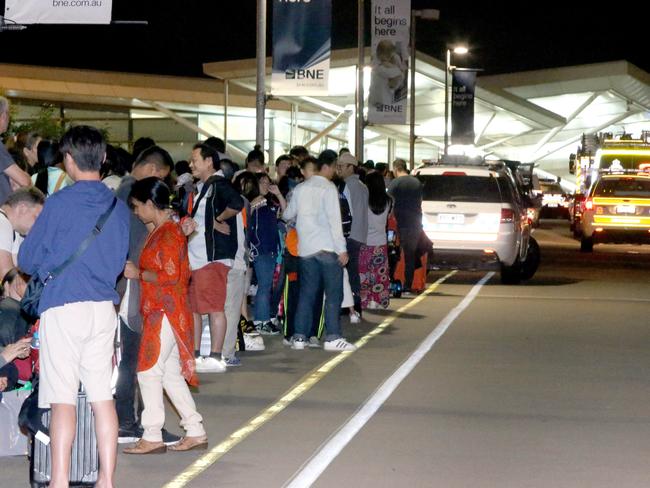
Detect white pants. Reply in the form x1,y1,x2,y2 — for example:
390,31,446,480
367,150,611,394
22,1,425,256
223,267,247,359
137,316,205,442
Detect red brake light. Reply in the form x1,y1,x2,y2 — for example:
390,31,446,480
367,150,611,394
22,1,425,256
442,171,467,176
585,199,594,210
500,208,514,223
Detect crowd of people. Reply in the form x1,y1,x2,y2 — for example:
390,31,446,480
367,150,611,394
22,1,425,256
0,96,424,487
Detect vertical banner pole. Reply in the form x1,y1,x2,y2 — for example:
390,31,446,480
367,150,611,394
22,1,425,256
409,10,416,170
256,0,266,149
444,49,450,156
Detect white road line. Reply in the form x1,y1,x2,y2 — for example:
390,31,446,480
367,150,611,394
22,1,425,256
285,272,494,488
479,295,650,303
163,273,456,488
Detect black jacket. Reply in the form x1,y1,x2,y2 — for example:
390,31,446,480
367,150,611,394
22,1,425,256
191,175,244,262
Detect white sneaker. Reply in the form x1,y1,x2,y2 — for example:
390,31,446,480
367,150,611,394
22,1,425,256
291,338,306,350
350,311,361,324
308,336,321,348
282,337,292,347
367,301,379,310
195,356,227,373
323,338,357,352
244,334,265,351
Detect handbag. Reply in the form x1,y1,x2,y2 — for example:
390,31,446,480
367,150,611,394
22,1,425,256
20,197,118,319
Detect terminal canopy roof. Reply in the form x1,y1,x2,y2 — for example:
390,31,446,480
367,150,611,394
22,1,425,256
2,49,649,180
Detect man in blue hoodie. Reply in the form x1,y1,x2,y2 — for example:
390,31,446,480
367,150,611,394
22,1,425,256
19,126,129,488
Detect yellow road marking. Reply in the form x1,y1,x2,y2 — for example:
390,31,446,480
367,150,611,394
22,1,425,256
163,271,456,488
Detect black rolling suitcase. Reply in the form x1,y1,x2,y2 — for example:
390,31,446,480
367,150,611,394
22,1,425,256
30,388,99,487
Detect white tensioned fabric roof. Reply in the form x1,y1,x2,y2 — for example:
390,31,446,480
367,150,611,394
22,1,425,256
1,50,648,181
205,49,650,179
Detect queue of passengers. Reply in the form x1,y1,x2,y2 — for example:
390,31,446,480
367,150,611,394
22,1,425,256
0,95,421,484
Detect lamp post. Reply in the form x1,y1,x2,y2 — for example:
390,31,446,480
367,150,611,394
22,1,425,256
444,45,468,157
356,0,365,161
409,9,439,170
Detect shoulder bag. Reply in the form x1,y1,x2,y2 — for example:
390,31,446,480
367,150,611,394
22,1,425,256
20,197,118,319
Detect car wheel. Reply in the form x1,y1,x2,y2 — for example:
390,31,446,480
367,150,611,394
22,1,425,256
500,257,522,285
580,236,594,253
520,236,540,281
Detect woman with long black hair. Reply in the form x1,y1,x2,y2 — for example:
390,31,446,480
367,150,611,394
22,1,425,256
123,177,207,454
31,140,71,196
359,171,393,309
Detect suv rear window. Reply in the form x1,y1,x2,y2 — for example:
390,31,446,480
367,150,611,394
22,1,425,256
418,175,502,202
593,178,650,198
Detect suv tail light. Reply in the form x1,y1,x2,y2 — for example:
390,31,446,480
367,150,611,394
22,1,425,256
500,208,515,223
585,198,594,210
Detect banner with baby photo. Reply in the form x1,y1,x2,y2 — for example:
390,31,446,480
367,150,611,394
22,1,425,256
368,0,410,125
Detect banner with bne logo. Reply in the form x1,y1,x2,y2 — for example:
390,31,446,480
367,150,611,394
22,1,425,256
4,0,112,24
367,0,410,125
451,70,477,145
272,0,331,96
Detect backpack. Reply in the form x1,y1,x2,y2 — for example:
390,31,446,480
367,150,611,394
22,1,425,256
336,180,353,238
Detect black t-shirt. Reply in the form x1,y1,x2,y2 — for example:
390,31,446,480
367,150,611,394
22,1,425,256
388,175,423,229
0,142,15,206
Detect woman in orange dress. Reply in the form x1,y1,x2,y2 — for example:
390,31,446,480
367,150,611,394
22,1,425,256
123,177,207,455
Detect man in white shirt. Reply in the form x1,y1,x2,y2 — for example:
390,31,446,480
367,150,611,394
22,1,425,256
0,187,45,280
184,144,243,373
282,150,357,352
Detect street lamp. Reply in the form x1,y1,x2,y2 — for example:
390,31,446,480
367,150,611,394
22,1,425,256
409,9,440,170
443,45,469,157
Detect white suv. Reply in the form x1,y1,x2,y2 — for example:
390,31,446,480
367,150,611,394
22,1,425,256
415,160,533,284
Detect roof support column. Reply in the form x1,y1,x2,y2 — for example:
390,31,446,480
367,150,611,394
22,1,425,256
387,137,395,166
290,104,298,147
223,79,229,147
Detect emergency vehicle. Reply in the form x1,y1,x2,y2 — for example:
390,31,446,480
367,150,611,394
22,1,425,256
569,131,650,235
569,131,650,194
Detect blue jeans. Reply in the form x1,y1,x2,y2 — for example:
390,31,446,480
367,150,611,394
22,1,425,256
294,252,343,342
253,253,276,322
115,319,141,429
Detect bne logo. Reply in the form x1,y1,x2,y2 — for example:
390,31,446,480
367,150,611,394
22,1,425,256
286,69,324,80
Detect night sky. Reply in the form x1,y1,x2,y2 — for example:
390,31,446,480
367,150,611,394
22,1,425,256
0,1,647,78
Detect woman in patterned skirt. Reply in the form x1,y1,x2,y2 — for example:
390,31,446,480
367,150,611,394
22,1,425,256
360,172,392,309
